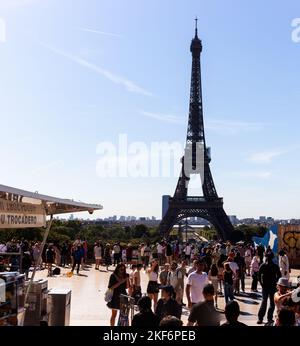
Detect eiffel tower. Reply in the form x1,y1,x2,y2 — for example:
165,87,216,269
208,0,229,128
158,20,234,240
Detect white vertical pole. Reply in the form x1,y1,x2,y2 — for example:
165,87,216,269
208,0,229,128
20,215,53,325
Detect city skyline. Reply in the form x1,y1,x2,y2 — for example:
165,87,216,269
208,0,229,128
1,1,300,220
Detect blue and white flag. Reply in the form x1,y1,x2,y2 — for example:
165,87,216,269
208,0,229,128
252,225,278,255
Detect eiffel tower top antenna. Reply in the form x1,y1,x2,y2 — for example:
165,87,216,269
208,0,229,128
195,16,198,37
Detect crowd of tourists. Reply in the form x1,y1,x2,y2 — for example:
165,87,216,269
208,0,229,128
1,237,299,327
0,237,88,278
103,240,300,327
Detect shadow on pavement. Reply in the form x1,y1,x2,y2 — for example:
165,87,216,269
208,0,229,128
240,310,254,316
235,297,260,305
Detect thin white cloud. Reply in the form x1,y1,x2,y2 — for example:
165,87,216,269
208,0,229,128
81,28,122,38
206,120,266,134
40,42,153,96
30,160,63,175
247,150,287,164
141,111,184,124
0,0,38,8
141,111,267,134
232,171,272,180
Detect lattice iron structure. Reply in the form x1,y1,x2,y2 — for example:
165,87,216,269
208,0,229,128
158,21,234,240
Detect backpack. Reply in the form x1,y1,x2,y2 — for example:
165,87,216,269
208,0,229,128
52,267,61,275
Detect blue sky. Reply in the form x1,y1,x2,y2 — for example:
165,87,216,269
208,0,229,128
0,0,300,220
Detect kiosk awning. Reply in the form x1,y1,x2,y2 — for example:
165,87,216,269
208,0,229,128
0,184,102,228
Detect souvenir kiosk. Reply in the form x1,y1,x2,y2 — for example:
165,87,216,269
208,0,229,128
0,184,102,326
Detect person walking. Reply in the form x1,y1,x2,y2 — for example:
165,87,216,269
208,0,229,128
167,261,183,304
166,242,173,264
60,242,69,267
208,263,219,308
186,259,209,308
107,263,129,326
257,254,281,325
223,263,235,304
46,244,55,277
184,243,192,265
32,242,41,269
131,264,142,304
21,251,32,280
157,242,164,267
257,244,265,264
234,252,246,293
177,260,187,306
126,243,133,265
94,242,102,270
71,245,84,275
103,243,112,271
217,257,225,295
147,259,160,310
278,249,290,280
113,242,121,266
159,263,170,286
244,245,252,276
143,243,151,268
250,254,260,292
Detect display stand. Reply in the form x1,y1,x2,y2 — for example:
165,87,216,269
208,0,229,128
0,184,102,326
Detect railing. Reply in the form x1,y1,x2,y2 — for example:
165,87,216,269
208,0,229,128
170,196,223,203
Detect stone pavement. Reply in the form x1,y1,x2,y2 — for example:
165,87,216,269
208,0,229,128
34,265,300,326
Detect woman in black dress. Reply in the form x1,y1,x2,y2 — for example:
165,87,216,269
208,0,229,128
107,263,129,326
147,259,160,310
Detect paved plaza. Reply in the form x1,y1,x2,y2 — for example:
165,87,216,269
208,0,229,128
34,265,300,326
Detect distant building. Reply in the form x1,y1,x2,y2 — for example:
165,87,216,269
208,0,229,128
259,216,267,223
229,215,239,225
162,195,170,218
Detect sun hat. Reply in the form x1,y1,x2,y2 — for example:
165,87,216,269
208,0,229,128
277,278,290,288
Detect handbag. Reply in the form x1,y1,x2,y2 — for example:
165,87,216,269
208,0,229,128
104,288,114,303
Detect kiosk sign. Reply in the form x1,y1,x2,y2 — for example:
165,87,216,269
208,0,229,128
0,198,46,228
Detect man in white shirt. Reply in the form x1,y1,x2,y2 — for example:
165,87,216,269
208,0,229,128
186,259,209,308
